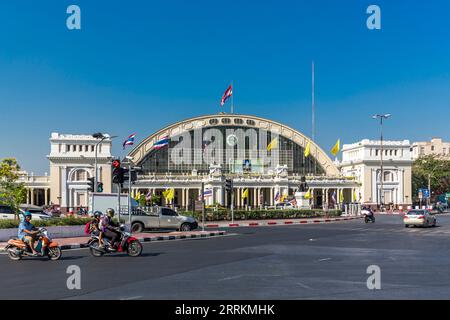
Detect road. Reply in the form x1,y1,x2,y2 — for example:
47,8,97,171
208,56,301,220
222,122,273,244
1,214,450,299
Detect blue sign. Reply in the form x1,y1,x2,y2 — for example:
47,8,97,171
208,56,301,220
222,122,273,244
419,188,430,198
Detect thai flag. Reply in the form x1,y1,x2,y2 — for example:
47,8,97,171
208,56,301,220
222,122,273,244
274,191,280,203
331,191,337,204
152,136,170,150
220,84,233,106
123,133,136,149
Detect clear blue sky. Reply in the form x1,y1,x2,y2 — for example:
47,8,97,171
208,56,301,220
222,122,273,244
0,0,449,174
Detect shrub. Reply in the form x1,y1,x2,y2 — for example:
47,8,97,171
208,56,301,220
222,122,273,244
0,216,91,229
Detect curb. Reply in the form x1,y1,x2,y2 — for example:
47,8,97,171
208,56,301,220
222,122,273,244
1,231,227,252
204,216,362,228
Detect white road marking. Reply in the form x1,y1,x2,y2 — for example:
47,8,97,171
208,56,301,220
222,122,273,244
317,258,332,262
120,296,142,300
296,282,312,289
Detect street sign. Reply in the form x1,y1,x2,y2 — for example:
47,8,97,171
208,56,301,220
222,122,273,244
418,188,430,199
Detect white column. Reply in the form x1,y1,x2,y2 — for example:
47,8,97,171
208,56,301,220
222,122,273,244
270,188,274,206
61,167,67,208
181,188,185,208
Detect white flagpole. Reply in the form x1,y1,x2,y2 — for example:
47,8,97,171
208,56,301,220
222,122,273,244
231,81,234,114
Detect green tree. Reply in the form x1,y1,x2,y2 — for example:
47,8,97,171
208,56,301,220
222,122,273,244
149,194,160,206
0,158,27,217
412,155,450,202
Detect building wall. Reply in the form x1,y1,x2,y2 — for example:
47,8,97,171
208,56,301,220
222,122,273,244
340,139,413,206
412,138,450,160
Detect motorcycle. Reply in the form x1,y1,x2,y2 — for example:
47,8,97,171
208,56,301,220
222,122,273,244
88,224,143,257
5,227,62,261
362,210,375,223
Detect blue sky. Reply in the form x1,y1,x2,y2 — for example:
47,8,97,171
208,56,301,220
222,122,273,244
0,0,449,174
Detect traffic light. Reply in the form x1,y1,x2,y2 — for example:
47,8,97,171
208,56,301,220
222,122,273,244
225,179,233,193
87,177,95,192
97,182,104,193
112,159,124,184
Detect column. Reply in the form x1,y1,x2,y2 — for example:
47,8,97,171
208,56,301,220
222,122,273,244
256,188,260,207
270,188,274,206
61,167,67,209
182,188,186,208
30,188,34,205
185,188,189,211
44,188,49,206
26,189,30,204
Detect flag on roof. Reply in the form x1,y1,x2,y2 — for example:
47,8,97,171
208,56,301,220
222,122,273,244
220,84,233,106
152,136,169,150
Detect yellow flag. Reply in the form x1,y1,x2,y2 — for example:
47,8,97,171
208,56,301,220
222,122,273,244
267,138,278,151
134,191,141,201
304,189,311,199
331,139,340,156
304,141,311,157
339,189,344,203
167,188,175,201
242,188,249,199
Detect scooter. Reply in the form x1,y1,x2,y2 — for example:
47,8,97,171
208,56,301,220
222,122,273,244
88,224,143,257
5,228,62,261
362,210,376,223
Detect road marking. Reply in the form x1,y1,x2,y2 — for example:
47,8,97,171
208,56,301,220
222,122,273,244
120,296,142,300
218,275,244,282
317,258,332,262
296,282,312,289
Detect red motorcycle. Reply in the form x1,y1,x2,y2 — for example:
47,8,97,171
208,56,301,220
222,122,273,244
88,224,142,257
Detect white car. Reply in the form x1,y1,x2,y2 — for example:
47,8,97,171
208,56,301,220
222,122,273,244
403,209,436,228
19,205,52,221
0,205,16,220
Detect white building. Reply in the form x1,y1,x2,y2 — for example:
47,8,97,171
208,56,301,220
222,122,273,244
339,139,413,207
411,137,450,160
47,133,113,211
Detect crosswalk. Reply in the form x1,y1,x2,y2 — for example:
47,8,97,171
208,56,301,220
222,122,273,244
349,226,450,236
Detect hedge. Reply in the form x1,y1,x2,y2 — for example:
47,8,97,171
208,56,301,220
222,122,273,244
181,209,342,221
0,217,92,229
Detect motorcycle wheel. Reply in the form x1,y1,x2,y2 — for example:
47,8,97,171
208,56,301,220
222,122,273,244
7,248,22,261
89,241,104,257
127,240,143,257
48,247,62,261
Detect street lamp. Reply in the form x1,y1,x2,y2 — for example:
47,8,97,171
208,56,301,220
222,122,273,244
91,133,117,213
421,159,440,207
372,114,391,210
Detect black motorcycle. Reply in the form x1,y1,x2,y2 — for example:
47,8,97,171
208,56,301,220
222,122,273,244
362,210,375,223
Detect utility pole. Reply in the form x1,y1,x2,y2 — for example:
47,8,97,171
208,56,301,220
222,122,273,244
201,182,205,232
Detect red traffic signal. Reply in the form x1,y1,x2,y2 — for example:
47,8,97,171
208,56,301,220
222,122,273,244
112,159,120,168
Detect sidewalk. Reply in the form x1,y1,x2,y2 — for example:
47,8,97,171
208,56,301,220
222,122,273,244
0,230,226,251
202,215,362,228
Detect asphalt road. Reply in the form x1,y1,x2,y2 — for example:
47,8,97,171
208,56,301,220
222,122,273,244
2,214,450,299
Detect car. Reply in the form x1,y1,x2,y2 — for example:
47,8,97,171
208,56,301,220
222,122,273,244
18,205,53,221
403,209,436,228
273,202,295,210
124,206,198,233
0,205,16,220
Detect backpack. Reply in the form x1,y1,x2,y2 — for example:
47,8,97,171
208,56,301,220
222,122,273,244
84,221,92,235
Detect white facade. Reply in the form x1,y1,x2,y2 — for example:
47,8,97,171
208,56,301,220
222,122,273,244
47,133,113,211
340,139,413,206
411,138,450,160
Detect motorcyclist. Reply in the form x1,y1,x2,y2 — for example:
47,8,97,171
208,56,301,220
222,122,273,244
100,208,121,250
89,211,104,248
18,211,42,256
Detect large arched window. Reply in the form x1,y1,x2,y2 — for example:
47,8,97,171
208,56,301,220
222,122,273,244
70,169,91,182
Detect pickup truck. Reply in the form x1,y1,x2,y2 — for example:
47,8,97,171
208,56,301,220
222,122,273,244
124,206,198,233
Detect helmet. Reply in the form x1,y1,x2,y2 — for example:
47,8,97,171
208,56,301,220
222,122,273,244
93,211,102,218
106,208,115,217
24,211,32,219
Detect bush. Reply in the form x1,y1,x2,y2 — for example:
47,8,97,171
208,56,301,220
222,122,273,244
181,209,342,221
0,216,91,229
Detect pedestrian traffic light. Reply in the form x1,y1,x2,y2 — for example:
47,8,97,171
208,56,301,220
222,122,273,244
225,179,233,193
97,182,103,193
112,159,124,184
87,177,95,192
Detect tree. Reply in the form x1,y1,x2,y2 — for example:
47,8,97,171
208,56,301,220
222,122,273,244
412,155,450,202
0,158,27,217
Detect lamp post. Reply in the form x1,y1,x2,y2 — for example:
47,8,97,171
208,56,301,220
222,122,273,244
372,114,391,210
